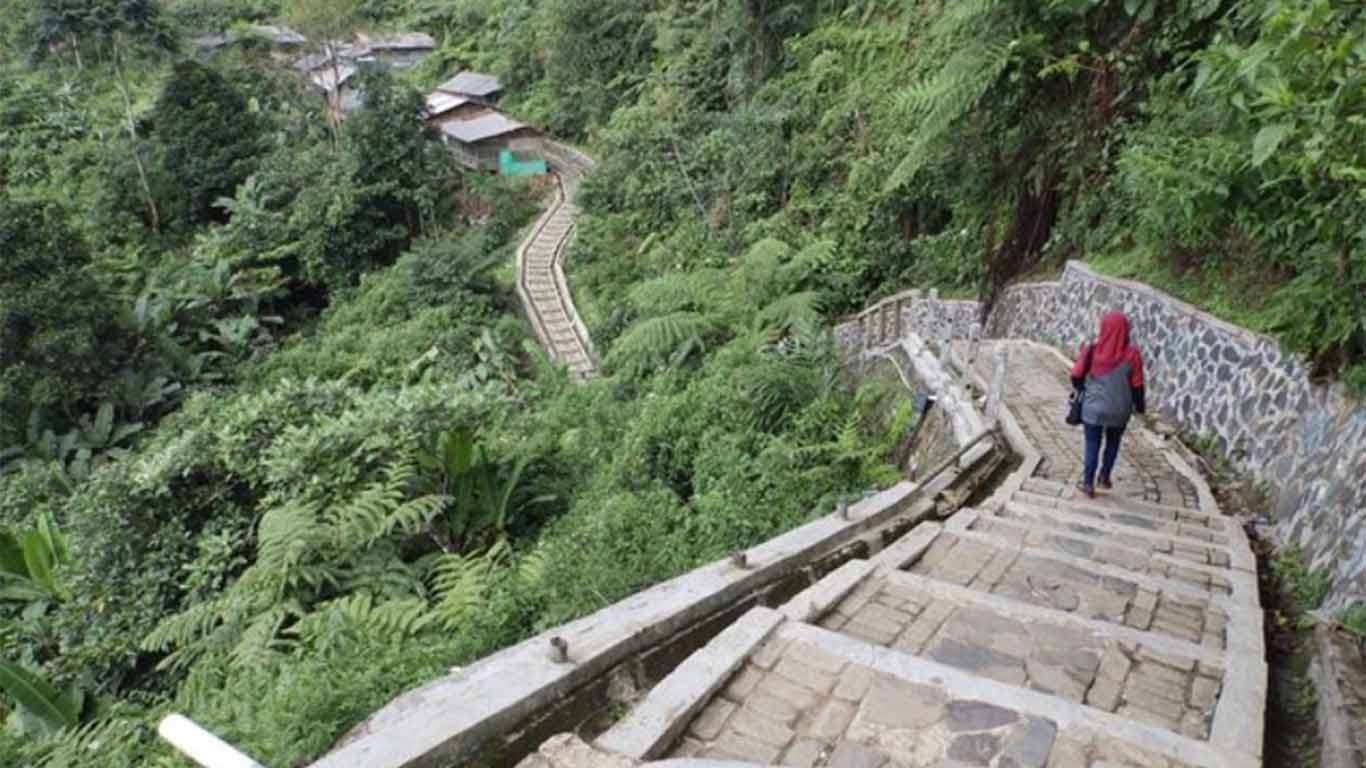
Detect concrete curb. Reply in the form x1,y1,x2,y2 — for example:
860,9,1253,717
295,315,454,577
779,560,877,623
597,608,786,759
867,522,943,572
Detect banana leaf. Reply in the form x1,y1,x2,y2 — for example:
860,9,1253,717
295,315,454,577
0,660,79,733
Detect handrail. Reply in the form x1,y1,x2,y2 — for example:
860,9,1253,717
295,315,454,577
158,714,267,768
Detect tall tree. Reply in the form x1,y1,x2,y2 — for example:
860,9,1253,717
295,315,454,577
285,0,363,141
148,60,263,229
0,200,128,444
29,0,178,232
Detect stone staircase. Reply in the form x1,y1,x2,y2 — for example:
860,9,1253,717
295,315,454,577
516,155,595,378
527,340,1265,768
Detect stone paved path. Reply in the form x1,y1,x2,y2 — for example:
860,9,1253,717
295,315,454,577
517,159,595,378
561,340,1264,768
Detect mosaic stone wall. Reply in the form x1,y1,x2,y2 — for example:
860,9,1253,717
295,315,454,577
833,290,981,354
990,262,1366,611
834,261,1366,609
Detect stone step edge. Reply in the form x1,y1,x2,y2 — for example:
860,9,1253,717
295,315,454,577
1145,428,1260,579
880,569,1229,668
1002,499,1239,562
778,559,879,624
971,508,1251,585
880,569,1267,760
944,512,1263,615
597,607,785,760
777,620,1257,768
1020,477,1196,515
932,521,1265,660
1015,489,1228,532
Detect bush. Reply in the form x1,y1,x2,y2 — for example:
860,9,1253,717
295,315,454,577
0,200,129,444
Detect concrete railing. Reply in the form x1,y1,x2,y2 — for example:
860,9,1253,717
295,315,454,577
159,715,266,768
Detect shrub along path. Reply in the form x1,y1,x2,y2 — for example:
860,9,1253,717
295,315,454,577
516,153,595,378
525,340,1266,768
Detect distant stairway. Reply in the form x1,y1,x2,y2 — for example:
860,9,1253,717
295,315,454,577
516,146,595,378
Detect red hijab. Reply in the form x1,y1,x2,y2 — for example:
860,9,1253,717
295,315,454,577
1077,311,1134,378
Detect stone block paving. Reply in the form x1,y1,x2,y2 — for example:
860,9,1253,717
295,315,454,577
584,339,1260,768
1000,496,1231,551
962,342,1199,509
906,533,1230,650
963,516,1234,596
813,574,1221,741
669,634,1201,768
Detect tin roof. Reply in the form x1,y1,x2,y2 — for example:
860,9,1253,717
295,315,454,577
310,64,357,93
440,112,529,144
425,92,473,116
437,71,502,98
245,25,307,46
363,32,436,50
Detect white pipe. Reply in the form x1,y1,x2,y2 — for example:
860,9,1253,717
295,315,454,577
158,714,267,768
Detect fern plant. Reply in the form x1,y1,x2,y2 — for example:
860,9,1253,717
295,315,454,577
143,459,449,672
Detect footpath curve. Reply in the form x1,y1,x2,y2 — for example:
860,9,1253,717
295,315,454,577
515,143,596,378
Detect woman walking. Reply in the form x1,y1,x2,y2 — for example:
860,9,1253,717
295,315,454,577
1071,311,1146,499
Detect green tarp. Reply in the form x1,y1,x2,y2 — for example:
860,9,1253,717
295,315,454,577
499,150,547,177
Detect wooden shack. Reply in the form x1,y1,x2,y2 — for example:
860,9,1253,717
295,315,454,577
440,112,540,171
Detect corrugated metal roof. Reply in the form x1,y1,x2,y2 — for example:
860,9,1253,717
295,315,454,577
441,112,529,144
425,92,473,116
192,34,228,50
438,71,502,98
245,25,307,46
310,64,357,93
294,51,334,72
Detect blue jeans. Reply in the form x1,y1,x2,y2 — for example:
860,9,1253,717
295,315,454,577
1082,424,1126,488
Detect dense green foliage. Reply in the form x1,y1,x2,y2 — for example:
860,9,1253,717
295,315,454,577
1,0,1362,765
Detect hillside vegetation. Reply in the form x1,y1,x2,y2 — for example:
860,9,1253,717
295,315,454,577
0,0,1361,765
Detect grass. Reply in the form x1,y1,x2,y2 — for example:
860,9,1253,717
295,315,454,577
1085,248,1285,337
1341,603,1366,638
1271,547,1332,630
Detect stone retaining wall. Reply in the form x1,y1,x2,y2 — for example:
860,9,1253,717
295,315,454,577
834,289,980,354
836,260,1366,611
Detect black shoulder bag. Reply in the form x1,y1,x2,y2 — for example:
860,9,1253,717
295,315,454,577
1065,344,1094,426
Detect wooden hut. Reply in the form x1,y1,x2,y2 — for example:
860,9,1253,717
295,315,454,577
440,112,540,171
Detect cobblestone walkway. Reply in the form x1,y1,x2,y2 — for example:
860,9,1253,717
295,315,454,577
555,340,1264,768
517,158,595,378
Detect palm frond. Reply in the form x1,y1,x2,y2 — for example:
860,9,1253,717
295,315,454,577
627,270,725,314
886,37,1015,191
755,291,826,335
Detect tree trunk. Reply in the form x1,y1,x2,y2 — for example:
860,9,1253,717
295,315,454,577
327,46,343,143
111,40,161,234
